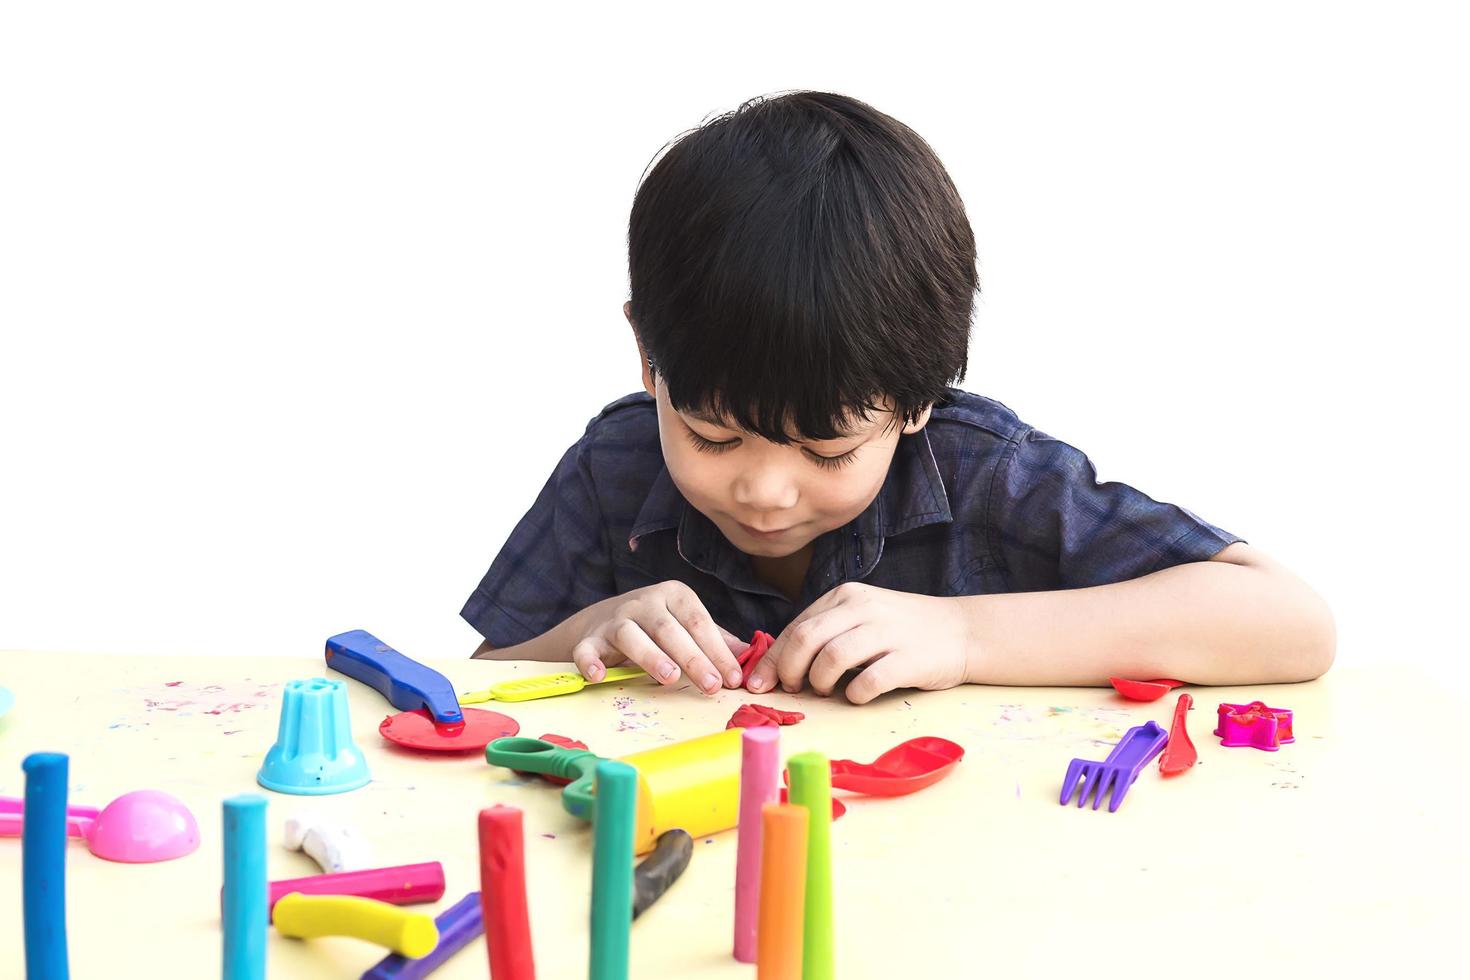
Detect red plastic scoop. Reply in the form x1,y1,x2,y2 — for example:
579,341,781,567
823,737,965,797
1108,677,1184,702
777,787,846,820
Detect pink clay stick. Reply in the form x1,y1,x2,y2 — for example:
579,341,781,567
734,725,781,962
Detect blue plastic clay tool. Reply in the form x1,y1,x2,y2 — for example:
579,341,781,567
1059,720,1168,812
326,630,519,752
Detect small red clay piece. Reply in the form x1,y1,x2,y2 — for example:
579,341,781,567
1158,693,1197,774
726,704,805,730
1108,677,1184,702
513,734,589,786
737,631,776,686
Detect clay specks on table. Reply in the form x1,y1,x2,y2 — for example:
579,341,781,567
612,694,661,733
122,680,280,719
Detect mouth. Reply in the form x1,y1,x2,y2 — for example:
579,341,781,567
737,521,794,539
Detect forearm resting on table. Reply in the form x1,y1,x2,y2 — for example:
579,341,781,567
470,593,626,662
960,545,1336,687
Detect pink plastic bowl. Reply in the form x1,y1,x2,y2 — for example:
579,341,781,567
85,790,200,863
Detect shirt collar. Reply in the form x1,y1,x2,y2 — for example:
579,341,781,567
626,427,953,592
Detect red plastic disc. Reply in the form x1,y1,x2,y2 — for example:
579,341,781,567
379,707,520,752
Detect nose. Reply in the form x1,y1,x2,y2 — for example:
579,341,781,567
730,460,799,514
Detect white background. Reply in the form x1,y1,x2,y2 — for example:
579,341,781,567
3,2,1466,681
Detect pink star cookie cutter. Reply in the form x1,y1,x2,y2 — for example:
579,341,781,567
1213,701,1294,751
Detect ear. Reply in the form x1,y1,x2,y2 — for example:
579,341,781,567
901,404,933,435
625,301,656,396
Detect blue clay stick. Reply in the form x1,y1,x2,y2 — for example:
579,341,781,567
23,752,70,980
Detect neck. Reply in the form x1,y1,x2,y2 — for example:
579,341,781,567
750,543,814,603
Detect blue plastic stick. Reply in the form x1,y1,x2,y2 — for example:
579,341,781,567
325,629,465,725
23,752,70,980
223,794,268,980
360,891,484,979
589,760,637,980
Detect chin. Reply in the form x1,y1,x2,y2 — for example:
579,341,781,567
733,530,817,558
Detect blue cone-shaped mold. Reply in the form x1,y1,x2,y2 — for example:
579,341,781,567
257,678,371,795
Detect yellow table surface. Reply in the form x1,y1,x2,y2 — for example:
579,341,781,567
0,651,1465,978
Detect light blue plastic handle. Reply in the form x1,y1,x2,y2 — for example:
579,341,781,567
325,629,465,726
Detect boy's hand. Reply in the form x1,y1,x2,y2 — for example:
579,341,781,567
747,583,973,704
571,581,746,695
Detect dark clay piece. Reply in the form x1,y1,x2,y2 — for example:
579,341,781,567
632,829,693,919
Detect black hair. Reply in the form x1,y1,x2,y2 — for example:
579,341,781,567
627,90,977,443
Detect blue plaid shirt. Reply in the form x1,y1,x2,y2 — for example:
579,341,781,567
462,389,1243,648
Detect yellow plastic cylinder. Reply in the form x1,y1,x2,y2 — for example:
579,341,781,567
617,729,744,853
272,893,438,958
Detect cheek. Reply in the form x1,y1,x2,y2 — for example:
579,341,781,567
659,433,728,503
806,460,888,517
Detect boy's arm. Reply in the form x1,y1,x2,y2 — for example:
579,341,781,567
470,593,626,662
957,542,1336,687
749,542,1335,702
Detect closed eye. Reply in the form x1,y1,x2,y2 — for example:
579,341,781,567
803,447,859,470
687,430,739,454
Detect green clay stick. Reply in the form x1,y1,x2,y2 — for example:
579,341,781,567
786,751,834,980
590,759,637,980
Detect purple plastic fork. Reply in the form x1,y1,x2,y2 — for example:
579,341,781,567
1060,720,1169,812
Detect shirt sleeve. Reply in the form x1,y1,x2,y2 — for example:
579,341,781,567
989,426,1244,591
460,437,616,648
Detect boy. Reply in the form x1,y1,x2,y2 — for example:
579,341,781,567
463,91,1334,704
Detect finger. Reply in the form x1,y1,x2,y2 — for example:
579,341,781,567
808,625,886,696
666,591,744,689
634,606,725,695
746,589,847,693
845,654,907,705
718,626,748,657
604,619,681,685
773,604,866,694
571,635,617,681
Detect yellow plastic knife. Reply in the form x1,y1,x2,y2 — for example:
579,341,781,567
459,665,649,704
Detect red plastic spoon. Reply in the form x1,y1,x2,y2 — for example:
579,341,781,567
822,737,965,797
1108,677,1184,702
1158,693,1197,774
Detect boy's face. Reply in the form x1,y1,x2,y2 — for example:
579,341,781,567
628,304,929,560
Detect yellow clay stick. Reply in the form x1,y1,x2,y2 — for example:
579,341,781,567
272,892,438,958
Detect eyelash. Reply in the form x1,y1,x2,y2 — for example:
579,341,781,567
685,431,860,470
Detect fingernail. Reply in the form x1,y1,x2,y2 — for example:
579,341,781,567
748,676,768,692
658,662,677,681
725,669,742,687
589,663,604,680
702,672,720,693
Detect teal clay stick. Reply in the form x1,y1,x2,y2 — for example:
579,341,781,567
786,752,834,980
590,760,637,980
223,794,268,980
